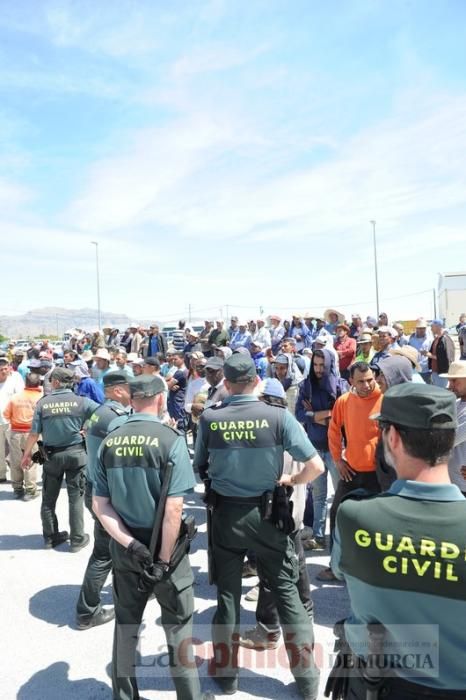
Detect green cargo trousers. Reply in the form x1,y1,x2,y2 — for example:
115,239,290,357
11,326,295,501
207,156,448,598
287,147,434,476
211,501,319,699
40,446,87,544
76,482,113,620
110,540,203,700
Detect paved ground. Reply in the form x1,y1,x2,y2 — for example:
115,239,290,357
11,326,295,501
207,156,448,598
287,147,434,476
1,475,349,700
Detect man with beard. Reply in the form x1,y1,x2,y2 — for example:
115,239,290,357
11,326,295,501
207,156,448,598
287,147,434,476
326,383,465,700
296,349,346,549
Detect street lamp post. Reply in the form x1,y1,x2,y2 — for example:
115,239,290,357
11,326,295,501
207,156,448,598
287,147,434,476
91,241,102,330
370,220,380,319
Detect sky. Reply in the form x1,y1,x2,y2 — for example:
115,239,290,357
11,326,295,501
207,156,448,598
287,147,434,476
1,0,466,325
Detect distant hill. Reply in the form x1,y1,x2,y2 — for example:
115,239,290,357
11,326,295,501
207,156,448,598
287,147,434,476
0,307,140,339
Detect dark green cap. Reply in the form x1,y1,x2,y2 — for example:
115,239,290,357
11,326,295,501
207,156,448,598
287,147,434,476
129,374,165,399
370,383,457,430
51,367,74,383
103,371,129,388
224,353,257,383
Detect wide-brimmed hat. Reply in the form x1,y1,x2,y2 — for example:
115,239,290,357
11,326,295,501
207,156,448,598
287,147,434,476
440,360,466,379
390,346,421,371
93,348,111,362
81,350,93,362
357,332,373,344
324,308,345,324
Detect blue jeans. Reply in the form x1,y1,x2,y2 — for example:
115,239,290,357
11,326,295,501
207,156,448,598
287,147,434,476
303,449,338,540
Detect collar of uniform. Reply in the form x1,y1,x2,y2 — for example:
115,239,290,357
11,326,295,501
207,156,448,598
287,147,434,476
124,413,162,423
50,389,74,395
223,394,258,405
388,479,465,502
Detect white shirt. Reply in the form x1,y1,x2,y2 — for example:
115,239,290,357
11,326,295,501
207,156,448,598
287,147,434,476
0,372,25,424
448,399,466,492
185,377,208,413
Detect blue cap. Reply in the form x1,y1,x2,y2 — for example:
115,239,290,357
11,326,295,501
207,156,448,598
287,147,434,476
260,378,286,399
431,319,444,327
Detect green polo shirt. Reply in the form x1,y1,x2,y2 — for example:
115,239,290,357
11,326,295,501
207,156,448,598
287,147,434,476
193,394,316,497
94,413,195,529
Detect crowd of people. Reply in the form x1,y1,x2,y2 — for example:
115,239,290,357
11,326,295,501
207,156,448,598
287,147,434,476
1,306,466,700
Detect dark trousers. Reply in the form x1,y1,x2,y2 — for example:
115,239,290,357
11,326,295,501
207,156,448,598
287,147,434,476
329,471,380,550
212,502,319,699
76,482,113,619
41,447,87,544
110,542,202,700
255,531,313,636
344,674,464,699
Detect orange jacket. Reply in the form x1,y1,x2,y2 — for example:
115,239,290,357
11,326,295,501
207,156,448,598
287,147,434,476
328,387,382,472
3,387,43,432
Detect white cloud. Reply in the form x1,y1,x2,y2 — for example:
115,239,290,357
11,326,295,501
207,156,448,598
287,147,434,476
172,43,269,78
64,88,466,254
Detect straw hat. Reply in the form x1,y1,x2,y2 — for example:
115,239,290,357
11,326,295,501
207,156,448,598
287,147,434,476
324,308,345,324
390,346,421,371
440,360,466,379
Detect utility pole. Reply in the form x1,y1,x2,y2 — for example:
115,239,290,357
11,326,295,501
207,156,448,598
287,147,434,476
370,220,380,319
91,241,102,330
188,304,192,323
432,287,437,318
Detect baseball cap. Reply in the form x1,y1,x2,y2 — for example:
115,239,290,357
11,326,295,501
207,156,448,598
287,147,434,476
273,353,289,365
205,357,224,370
259,378,286,399
103,371,129,388
129,374,165,399
224,354,256,383
370,383,457,430
431,319,444,327
143,357,159,367
51,367,74,383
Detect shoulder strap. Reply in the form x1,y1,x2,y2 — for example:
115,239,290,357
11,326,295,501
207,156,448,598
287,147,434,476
148,459,174,559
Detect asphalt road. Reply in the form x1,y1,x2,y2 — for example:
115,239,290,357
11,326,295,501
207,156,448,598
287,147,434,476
1,476,349,700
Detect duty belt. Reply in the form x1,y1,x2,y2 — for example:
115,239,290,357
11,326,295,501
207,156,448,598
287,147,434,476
45,442,85,454
216,494,262,505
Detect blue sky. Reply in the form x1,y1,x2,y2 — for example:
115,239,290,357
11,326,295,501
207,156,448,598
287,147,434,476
1,0,466,324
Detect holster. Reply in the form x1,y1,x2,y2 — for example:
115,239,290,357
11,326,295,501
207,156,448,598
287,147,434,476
324,619,354,699
31,440,49,465
261,490,274,520
169,514,197,571
271,484,295,534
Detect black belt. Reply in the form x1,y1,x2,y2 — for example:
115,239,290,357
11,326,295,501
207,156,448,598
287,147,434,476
216,494,262,505
45,443,85,454
381,675,466,698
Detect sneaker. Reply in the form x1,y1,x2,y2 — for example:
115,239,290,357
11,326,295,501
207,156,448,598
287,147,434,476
70,533,90,553
303,537,326,551
44,531,69,549
316,566,339,582
300,526,314,540
77,607,115,630
245,585,259,602
241,561,257,578
239,625,280,650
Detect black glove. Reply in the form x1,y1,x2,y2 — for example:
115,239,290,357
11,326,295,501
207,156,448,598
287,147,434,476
138,560,170,593
126,539,153,569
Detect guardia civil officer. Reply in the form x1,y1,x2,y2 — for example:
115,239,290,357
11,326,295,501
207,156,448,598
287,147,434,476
75,371,131,630
93,375,214,700
327,383,466,699
21,367,99,551
193,353,325,699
